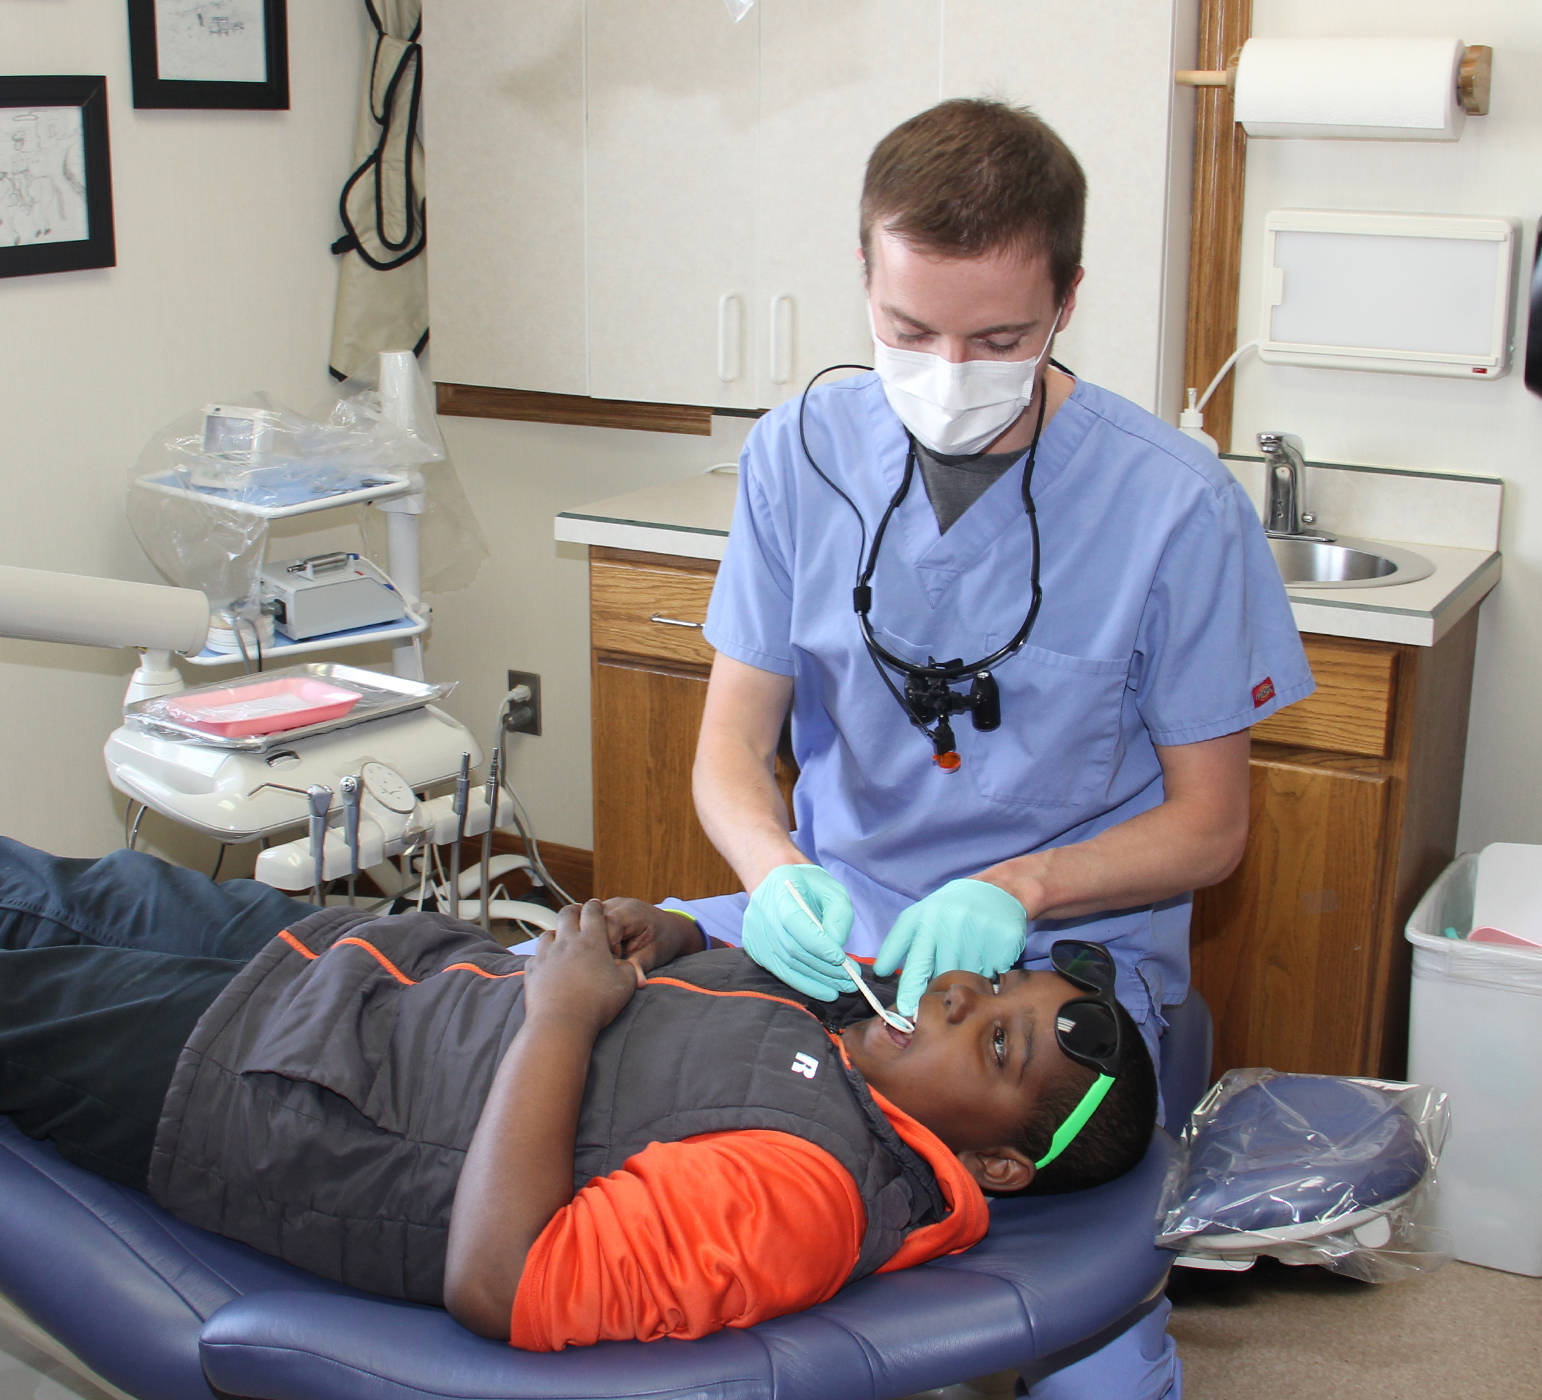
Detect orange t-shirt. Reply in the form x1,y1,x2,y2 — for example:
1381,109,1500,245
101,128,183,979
510,1093,988,1350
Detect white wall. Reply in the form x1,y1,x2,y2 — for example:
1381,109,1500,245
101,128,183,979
1231,1,1542,850
0,2,365,858
422,410,753,855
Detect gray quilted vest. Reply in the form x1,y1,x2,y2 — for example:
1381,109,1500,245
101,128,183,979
149,908,948,1304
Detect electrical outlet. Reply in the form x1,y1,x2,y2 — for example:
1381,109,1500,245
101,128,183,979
504,669,542,735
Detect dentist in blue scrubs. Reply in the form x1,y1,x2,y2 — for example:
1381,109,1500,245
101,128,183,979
680,99,1312,1398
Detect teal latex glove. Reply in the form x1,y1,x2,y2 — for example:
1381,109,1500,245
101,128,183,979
875,878,1028,1019
742,863,855,1001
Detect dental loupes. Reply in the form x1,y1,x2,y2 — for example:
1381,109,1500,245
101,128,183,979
781,879,914,1034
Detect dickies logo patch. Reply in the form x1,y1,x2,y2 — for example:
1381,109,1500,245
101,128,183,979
1252,677,1276,708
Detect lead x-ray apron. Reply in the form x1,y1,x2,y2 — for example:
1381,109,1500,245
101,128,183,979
329,0,427,380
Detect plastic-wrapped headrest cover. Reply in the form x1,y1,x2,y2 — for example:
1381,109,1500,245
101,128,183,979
1157,1068,1452,1281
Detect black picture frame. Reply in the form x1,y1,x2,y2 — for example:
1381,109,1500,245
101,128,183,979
0,75,116,279
127,0,289,110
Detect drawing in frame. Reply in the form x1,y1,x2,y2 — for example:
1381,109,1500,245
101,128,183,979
0,75,116,279
127,1,289,110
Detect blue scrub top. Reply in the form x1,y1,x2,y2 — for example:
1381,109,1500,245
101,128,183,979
680,372,1312,1033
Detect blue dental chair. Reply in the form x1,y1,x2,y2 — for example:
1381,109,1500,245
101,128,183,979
0,996,1214,1400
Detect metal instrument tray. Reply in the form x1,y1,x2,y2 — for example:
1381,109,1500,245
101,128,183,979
123,663,455,752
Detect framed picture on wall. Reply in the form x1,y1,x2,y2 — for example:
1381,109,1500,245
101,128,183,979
0,75,116,278
127,0,290,110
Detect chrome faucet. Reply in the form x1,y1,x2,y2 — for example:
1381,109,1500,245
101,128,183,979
1257,431,1330,540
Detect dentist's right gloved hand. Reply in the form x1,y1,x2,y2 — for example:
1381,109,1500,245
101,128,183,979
742,863,855,1001
876,878,1028,1020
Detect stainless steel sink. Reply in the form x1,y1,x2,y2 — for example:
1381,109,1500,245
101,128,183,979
1268,535,1435,589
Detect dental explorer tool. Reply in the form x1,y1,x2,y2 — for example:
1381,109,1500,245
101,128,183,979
480,748,501,934
781,879,914,1034
339,774,361,907
449,751,470,921
306,784,333,906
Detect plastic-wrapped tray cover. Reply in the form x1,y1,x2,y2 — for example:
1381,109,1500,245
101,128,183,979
124,663,455,749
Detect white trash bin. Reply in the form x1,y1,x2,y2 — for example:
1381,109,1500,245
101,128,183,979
1405,848,1542,1276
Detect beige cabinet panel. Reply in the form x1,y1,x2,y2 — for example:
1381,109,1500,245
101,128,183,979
426,0,589,394
754,0,940,405
941,0,1198,414
586,0,760,408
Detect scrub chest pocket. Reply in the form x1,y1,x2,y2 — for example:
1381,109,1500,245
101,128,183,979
966,642,1130,811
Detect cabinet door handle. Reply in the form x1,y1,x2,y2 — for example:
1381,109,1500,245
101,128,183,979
648,613,704,630
769,293,794,385
717,293,744,383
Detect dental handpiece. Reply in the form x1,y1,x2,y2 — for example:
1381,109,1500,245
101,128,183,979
781,879,915,1034
338,775,361,907
306,784,333,906
480,748,501,934
449,751,471,921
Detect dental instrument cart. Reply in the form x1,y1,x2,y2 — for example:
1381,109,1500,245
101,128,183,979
105,467,503,896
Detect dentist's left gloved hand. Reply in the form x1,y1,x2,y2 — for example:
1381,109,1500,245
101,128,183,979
875,878,1027,1019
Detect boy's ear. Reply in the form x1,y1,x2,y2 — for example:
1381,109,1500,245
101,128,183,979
957,1146,1035,1195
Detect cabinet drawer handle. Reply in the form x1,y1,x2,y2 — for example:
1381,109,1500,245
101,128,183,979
648,613,704,630
769,293,794,385
718,293,744,384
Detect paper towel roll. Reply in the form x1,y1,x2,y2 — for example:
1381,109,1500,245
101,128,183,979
1235,36,1466,141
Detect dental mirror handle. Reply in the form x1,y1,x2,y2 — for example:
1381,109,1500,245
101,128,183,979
781,879,914,1034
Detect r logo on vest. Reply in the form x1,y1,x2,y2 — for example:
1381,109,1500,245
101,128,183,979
790,1052,820,1079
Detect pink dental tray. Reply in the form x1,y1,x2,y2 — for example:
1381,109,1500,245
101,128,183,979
161,676,362,737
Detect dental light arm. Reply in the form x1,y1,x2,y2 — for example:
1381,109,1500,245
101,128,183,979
0,564,210,703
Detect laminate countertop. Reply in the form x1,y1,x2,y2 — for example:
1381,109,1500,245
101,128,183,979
556,458,1503,647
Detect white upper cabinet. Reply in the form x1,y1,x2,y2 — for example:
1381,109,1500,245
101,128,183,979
585,0,761,407
753,1,940,406
941,1,1199,414
427,2,1195,418
587,0,940,409
425,1,589,396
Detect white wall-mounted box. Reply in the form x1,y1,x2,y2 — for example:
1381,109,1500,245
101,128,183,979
1260,210,1518,379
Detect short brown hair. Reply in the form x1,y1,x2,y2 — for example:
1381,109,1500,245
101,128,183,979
860,99,1086,301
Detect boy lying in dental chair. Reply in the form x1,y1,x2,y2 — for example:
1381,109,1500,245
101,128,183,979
0,836,1155,1351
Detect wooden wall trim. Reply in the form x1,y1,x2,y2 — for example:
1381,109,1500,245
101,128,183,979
436,382,714,437
486,832,594,904
1183,0,1253,453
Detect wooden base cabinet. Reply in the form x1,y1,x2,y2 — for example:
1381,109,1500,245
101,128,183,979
1191,612,1480,1081
589,548,740,904
587,546,1482,1079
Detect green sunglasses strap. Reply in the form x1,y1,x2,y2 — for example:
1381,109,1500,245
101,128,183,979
1033,1072,1115,1171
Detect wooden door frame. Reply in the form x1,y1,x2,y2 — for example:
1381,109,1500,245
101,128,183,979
1183,0,1252,453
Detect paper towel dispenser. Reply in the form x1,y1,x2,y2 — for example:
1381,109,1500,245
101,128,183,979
1259,209,1519,379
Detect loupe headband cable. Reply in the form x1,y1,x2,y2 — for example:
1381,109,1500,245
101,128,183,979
853,387,1046,682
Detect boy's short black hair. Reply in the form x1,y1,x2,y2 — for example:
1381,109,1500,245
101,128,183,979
1014,996,1157,1196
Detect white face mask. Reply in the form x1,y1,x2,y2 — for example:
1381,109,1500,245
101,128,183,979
871,311,1059,456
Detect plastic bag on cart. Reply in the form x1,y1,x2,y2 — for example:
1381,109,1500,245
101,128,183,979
1156,1068,1452,1282
126,354,481,613
332,356,488,597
